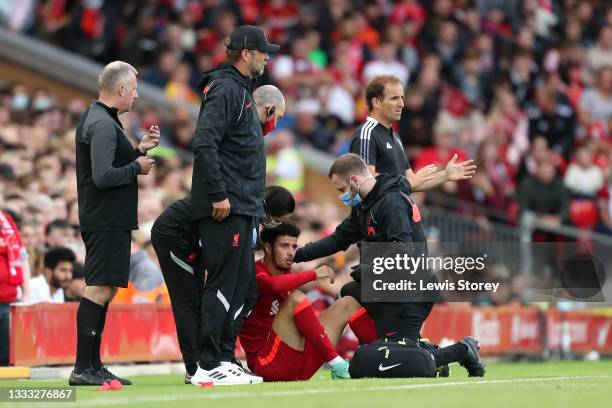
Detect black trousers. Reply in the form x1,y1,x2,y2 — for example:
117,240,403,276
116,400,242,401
150,225,202,372
219,266,257,362
197,214,254,369
341,281,433,342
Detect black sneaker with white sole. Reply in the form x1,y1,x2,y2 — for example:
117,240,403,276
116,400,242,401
459,336,486,377
69,368,105,386
185,372,193,384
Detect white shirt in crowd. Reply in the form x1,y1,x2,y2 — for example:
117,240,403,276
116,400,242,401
362,60,409,85
563,164,604,197
29,275,65,304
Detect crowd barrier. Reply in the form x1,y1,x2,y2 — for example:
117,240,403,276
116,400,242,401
9,303,612,366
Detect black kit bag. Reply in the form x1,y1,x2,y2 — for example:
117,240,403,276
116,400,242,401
349,338,437,379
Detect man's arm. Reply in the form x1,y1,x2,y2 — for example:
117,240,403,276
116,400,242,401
257,270,317,294
406,167,444,191
294,211,362,263
90,120,141,189
408,154,476,192
192,81,235,203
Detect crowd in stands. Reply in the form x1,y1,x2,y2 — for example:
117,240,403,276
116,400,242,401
1,0,611,313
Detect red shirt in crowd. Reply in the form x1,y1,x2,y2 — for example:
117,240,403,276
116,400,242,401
0,212,25,303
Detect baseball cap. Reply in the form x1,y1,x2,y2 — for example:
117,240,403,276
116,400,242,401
228,25,280,53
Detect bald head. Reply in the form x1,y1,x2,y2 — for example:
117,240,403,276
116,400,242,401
253,85,285,120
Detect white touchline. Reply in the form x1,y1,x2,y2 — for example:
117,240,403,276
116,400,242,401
51,375,612,407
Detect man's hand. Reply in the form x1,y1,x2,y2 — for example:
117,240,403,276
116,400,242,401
212,198,231,221
409,164,437,190
445,154,477,181
138,125,160,153
136,156,155,175
315,265,335,284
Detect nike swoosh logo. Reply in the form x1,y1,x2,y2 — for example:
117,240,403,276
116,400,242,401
246,102,252,108
378,363,402,371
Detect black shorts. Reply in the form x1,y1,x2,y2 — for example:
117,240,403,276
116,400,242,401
81,230,131,288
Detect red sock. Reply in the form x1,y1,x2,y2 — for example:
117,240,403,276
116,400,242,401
293,298,339,362
349,307,378,344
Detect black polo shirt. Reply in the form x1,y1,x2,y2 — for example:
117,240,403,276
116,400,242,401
349,116,410,176
75,101,142,232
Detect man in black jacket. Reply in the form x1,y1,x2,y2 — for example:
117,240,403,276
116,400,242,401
71,61,159,385
190,25,279,386
150,84,286,385
294,153,485,377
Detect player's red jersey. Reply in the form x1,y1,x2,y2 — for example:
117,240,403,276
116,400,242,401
239,260,316,368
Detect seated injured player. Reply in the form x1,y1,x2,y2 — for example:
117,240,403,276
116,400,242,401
239,221,380,381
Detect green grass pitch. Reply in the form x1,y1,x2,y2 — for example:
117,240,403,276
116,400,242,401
1,361,611,408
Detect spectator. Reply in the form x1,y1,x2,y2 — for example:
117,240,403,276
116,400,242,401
578,65,612,138
164,63,200,106
266,130,304,196
433,20,461,82
0,209,30,365
29,246,76,304
582,25,612,86
271,33,323,96
362,41,409,85
564,143,604,198
507,50,538,107
527,84,576,159
143,48,180,88
516,136,557,184
45,219,75,249
65,261,86,302
486,88,529,168
469,138,515,212
291,99,335,152
517,160,570,229
453,50,492,108
34,149,63,194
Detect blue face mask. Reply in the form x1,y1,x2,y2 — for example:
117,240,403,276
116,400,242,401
12,93,29,111
339,178,362,207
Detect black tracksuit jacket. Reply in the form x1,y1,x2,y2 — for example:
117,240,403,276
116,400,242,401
191,63,266,221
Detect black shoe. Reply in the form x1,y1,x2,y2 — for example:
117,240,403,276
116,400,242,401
459,337,486,377
437,364,451,377
69,368,105,386
97,366,132,385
